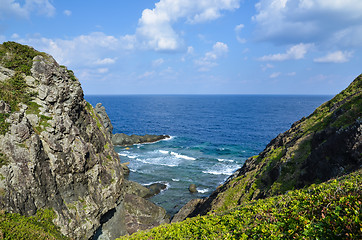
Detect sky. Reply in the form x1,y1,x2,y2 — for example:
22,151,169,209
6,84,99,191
0,0,361,95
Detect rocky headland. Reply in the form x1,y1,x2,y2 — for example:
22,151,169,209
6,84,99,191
0,42,169,239
94,103,170,147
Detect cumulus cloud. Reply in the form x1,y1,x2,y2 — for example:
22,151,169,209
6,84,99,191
235,24,246,43
195,42,229,71
0,0,55,19
20,32,121,67
252,0,362,47
135,0,240,51
314,51,353,63
258,43,312,61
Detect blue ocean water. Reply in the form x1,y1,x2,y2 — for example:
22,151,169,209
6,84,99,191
85,95,331,215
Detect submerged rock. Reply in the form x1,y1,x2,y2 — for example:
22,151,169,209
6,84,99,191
189,184,197,193
145,183,168,198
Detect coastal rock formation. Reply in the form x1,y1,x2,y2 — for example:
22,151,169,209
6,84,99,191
178,74,362,219
94,103,113,136
0,42,169,239
112,133,170,146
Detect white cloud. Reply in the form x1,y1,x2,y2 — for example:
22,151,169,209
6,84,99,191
269,72,281,78
314,51,353,63
152,58,164,67
20,32,121,67
97,68,109,74
261,63,274,71
235,24,246,43
252,0,362,47
287,72,296,76
94,58,117,65
195,41,228,71
0,0,55,19
187,46,194,55
135,0,240,51
64,10,71,16
259,43,312,61
11,33,19,38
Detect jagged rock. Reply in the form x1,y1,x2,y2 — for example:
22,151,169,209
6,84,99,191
0,100,10,114
122,194,170,235
0,42,169,240
172,198,204,223
95,103,113,136
124,180,151,198
112,133,170,146
145,183,167,198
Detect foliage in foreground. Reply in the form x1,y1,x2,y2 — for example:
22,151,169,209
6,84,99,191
0,209,68,240
118,169,362,240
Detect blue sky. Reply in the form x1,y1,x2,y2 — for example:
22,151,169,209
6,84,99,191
1,0,361,95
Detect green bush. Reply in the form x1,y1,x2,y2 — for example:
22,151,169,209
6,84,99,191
118,170,362,240
0,209,68,240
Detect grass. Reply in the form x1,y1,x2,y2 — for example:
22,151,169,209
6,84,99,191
118,169,362,240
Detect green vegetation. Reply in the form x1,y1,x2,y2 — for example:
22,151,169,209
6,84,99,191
0,209,68,240
0,152,8,168
119,170,362,240
0,41,47,76
0,72,36,135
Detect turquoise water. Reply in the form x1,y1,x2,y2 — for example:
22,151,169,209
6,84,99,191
86,95,331,215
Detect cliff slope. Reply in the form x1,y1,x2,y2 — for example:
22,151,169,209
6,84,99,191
180,74,361,217
0,42,169,240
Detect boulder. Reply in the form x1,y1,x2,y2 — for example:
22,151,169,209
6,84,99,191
172,198,204,223
189,184,197,193
145,183,168,198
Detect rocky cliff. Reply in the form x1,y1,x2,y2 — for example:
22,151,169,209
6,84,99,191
0,42,169,239
176,74,361,219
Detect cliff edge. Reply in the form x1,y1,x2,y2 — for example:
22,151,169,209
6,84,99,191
0,42,169,239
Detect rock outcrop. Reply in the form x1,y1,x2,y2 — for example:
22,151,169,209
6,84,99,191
0,42,169,239
112,133,170,146
178,74,362,219
94,103,113,136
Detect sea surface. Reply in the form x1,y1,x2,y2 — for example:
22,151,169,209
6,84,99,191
85,95,331,215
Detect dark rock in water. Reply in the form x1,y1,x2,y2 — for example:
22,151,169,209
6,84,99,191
145,183,167,198
189,184,197,193
112,133,170,146
94,103,113,136
172,198,204,223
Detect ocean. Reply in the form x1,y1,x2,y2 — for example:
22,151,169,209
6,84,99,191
85,95,331,215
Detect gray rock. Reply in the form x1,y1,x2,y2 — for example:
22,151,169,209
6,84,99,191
0,44,169,240
124,180,151,198
0,100,10,114
145,183,167,198
112,133,170,146
189,184,197,193
172,198,204,223
94,103,113,136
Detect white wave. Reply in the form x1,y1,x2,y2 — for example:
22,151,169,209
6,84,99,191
143,181,170,190
134,158,178,167
218,158,234,163
170,151,196,160
159,150,169,154
172,178,180,182
202,166,240,176
197,188,209,194
118,152,138,159
118,153,128,157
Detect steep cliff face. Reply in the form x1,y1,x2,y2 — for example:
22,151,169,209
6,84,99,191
181,74,361,217
0,42,124,239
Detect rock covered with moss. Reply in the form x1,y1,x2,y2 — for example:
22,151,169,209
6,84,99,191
179,74,361,217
